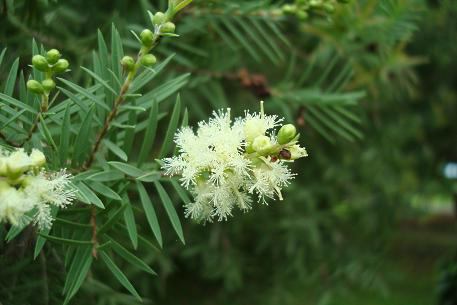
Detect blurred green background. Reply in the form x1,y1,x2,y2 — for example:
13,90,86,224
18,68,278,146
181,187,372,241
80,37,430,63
0,0,456,304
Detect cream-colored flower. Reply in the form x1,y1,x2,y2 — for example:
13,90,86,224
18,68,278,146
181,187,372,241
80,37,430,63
162,102,308,223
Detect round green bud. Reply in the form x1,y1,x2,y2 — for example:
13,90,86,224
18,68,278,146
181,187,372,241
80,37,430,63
297,10,309,20
53,59,70,73
32,55,49,72
323,3,335,13
46,49,61,64
282,4,296,14
252,135,273,154
120,56,135,71
27,80,44,94
161,22,176,33
152,12,166,25
277,124,297,145
42,79,56,92
140,29,154,47
141,54,157,67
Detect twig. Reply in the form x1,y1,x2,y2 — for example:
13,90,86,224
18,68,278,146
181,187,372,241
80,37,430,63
90,206,98,258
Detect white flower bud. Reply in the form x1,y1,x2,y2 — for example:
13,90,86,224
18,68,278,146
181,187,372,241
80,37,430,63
6,149,31,178
30,149,46,167
244,118,266,143
252,135,272,154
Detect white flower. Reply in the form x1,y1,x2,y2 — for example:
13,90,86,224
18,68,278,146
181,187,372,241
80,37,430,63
162,102,308,223
0,183,33,226
0,148,76,230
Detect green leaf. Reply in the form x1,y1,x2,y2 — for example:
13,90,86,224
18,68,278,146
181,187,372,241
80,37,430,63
75,182,105,209
104,139,128,161
137,100,158,165
159,95,181,158
136,182,162,247
98,204,128,234
0,93,38,114
89,182,122,201
59,104,71,166
81,66,117,95
169,179,191,204
0,48,6,68
123,196,138,249
72,106,94,166
86,170,125,182
3,58,19,95
57,78,110,111
109,161,145,177
108,236,156,275
111,24,124,81
99,251,142,301
63,246,93,305
154,181,185,244
38,233,93,246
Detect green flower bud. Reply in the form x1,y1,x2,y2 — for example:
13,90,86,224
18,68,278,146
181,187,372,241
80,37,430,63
161,22,176,33
297,10,309,20
121,56,135,71
46,49,61,64
152,12,166,25
32,55,49,72
141,54,157,67
53,59,70,73
42,79,56,92
27,80,44,94
277,124,297,145
252,135,272,154
323,3,335,13
282,4,296,14
140,29,154,47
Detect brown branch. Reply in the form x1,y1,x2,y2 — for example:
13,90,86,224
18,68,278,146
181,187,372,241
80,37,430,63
90,206,98,258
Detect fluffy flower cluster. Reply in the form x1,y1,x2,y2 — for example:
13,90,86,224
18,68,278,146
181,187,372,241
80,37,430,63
0,149,75,229
163,102,308,222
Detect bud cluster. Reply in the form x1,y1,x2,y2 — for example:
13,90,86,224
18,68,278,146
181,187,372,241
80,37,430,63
282,0,349,19
27,49,69,95
0,148,75,229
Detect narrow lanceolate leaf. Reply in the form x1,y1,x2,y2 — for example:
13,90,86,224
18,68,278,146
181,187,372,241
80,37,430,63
57,78,110,111
169,179,191,205
136,182,162,247
74,182,105,209
59,104,71,166
137,100,158,166
97,204,128,234
89,181,122,201
63,246,93,305
99,251,142,301
104,139,128,161
38,233,93,246
159,95,181,158
109,161,145,177
86,170,124,182
154,181,185,244
81,66,117,95
0,48,6,69
0,93,38,114
72,106,94,166
123,194,138,249
3,58,19,96
107,236,156,275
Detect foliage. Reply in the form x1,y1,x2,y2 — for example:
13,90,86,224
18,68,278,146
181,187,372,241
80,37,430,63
0,0,454,304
